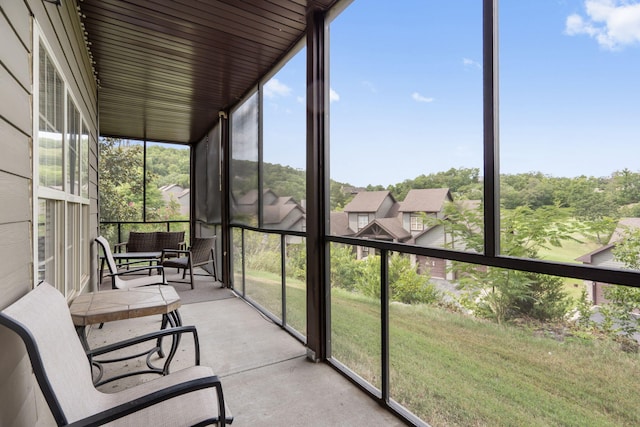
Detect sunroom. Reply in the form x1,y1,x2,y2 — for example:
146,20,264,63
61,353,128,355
2,0,640,425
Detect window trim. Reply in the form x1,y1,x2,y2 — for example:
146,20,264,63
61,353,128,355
357,214,369,230
409,214,423,232
33,23,90,299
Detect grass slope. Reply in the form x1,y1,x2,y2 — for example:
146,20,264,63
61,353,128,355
245,270,640,426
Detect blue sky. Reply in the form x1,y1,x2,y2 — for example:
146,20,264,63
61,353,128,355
262,0,640,188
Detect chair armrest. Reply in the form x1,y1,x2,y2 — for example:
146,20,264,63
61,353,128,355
87,325,200,365
67,376,231,427
161,249,190,255
161,249,191,261
113,242,128,253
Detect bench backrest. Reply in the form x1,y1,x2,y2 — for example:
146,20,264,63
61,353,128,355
127,231,185,252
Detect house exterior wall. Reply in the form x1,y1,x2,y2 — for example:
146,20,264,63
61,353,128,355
590,249,621,269
0,1,99,425
180,192,190,216
585,280,609,305
583,249,622,305
376,196,394,219
415,224,448,248
347,212,371,232
416,255,448,279
401,212,410,232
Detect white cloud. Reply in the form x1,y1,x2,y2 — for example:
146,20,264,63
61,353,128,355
411,92,434,103
330,88,340,103
462,57,481,69
565,0,640,50
264,78,292,98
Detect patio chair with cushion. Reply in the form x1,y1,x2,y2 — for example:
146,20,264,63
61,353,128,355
161,237,218,289
0,283,232,426
97,236,167,289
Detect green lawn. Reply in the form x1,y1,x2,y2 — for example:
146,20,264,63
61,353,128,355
331,288,640,426
244,268,640,426
243,269,307,334
538,233,601,301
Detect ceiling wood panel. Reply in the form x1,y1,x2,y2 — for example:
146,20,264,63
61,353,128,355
80,0,338,144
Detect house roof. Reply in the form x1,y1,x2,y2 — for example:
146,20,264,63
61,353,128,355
354,218,411,242
330,212,354,236
608,217,640,244
264,203,298,224
160,184,189,199
236,188,279,206
398,188,452,213
576,244,615,264
343,191,395,213
80,0,340,144
233,190,305,224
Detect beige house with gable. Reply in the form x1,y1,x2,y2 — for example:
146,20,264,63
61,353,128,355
398,188,453,236
336,188,464,278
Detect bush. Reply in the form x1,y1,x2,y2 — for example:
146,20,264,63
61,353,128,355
388,253,438,304
332,248,439,305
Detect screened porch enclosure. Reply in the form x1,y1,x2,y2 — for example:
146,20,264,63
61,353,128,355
83,1,640,426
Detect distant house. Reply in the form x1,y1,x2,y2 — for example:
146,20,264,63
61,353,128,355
577,218,640,305
335,188,477,277
159,184,190,216
411,199,481,279
330,212,355,237
343,190,399,232
398,188,453,236
353,217,412,258
234,188,306,233
264,196,306,232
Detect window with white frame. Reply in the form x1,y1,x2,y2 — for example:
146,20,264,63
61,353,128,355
410,214,424,231
36,36,90,298
357,214,369,230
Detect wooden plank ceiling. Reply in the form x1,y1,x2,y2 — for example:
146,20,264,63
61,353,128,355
79,0,339,144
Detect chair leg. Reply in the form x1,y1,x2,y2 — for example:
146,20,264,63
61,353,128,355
210,249,218,282
189,263,194,290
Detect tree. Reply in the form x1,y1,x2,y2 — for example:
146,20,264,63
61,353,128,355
388,253,438,304
387,167,481,201
439,203,573,323
99,138,144,222
330,181,354,211
330,247,438,304
610,168,640,206
604,227,640,344
330,244,360,291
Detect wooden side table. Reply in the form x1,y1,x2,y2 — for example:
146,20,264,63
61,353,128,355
70,285,182,385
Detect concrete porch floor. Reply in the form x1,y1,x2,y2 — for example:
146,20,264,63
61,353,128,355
88,270,405,426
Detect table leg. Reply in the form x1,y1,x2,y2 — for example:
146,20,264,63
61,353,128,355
76,325,89,350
